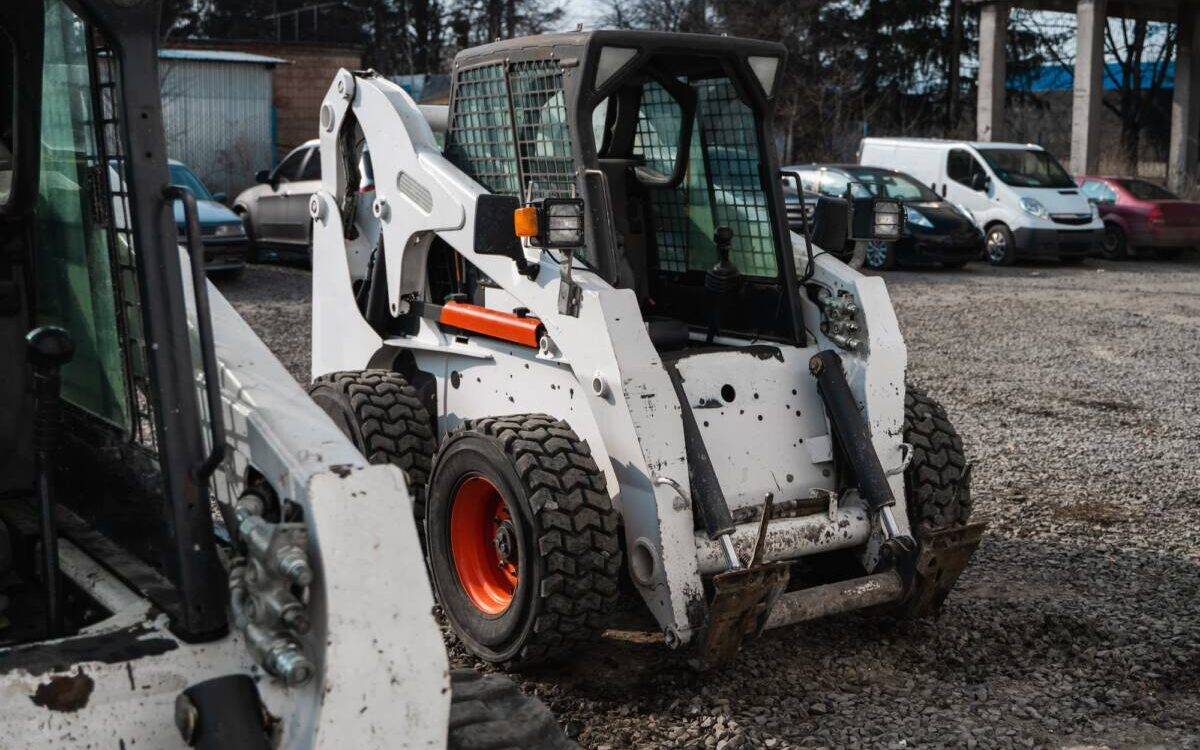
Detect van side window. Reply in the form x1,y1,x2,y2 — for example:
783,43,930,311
947,149,985,188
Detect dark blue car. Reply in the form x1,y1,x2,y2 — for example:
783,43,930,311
167,160,248,276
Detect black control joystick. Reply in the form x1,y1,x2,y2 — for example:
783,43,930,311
705,226,741,343
25,326,74,636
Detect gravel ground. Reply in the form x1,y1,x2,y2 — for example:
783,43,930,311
218,254,1200,749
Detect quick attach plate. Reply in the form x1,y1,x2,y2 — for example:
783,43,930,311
696,495,790,670
901,521,987,619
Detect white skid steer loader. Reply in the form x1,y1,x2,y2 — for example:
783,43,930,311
310,31,986,669
0,1,572,747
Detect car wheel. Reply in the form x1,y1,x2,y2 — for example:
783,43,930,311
864,240,896,270
236,208,261,263
1100,223,1127,260
984,225,1016,266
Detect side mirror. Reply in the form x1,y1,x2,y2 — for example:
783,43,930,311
211,191,227,204
473,193,537,278
970,172,990,192
810,195,850,254
255,169,271,184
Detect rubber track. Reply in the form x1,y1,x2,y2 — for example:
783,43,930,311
312,370,435,492
447,669,577,749
468,414,621,666
903,385,972,533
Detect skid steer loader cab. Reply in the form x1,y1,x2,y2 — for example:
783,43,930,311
0,2,581,747
312,30,984,672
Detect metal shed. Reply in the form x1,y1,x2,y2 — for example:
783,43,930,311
158,49,285,198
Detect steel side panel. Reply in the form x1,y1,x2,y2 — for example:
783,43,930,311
672,348,831,514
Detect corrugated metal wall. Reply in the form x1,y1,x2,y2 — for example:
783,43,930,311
159,59,273,199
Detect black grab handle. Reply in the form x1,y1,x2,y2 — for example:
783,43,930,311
165,185,226,480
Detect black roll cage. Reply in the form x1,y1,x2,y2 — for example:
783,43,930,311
448,30,806,345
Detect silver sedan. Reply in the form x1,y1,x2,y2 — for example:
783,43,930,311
234,139,321,261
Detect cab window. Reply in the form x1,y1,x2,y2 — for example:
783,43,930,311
0,29,13,206
34,0,130,429
1081,179,1116,203
273,146,308,182
819,170,850,197
299,148,321,180
947,148,987,188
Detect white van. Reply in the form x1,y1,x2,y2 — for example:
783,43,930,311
858,137,1103,265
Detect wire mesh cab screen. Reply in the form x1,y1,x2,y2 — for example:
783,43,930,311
445,60,576,201
635,77,777,278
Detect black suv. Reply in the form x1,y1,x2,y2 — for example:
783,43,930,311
782,164,984,269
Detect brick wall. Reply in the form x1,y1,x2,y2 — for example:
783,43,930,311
167,40,362,162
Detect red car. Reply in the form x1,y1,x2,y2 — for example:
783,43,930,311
1077,176,1200,259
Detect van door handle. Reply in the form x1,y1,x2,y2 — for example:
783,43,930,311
941,183,947,198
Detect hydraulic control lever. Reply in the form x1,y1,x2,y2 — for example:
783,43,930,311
26,325,74,636
809,350,916,562
705,226,741,344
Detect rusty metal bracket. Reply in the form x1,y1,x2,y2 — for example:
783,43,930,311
696,494,791,670
899,521,987,619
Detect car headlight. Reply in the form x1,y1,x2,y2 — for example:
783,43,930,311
1090,203,1100,221
904,206,934,229
214,222,246,238
1019,197,1048,219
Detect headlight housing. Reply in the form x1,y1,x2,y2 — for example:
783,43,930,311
213,222,246,238
1090,203,1100,221
904,206,934,229
1019,197,1049,219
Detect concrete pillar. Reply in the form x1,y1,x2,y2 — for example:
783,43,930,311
1070,0,1107,176
977,2,1010,141
1169,4,1200,193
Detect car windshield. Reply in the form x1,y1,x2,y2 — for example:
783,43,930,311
976,148,1075,189
168,163,213,201
844,168,939,201
1119,178,1177,201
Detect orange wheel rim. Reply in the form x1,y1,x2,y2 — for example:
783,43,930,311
450,476,519,615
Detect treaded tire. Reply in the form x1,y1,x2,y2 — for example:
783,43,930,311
307,370,435,508
427,414,620,668
1100,222,1127,260
903,385,971,533
447,669,577,750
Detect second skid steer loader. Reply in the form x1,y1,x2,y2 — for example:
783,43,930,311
309,30,985,669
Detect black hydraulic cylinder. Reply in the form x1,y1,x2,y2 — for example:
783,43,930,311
809,350,896,514
25,326,75,637
663,359,736,539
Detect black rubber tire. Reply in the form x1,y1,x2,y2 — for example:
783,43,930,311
427,414,620,668
984,224,1016,266
307,370,435,509
1100,222,1127,260
235,207,262,263
448,669,577,750
903,385,971,534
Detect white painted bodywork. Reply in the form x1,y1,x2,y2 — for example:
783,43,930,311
0,279,449,748
312,70,911,644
